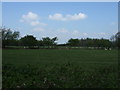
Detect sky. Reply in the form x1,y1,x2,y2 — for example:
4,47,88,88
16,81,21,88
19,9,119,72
1,0,119,2
2,2,118,44
0,2,2,27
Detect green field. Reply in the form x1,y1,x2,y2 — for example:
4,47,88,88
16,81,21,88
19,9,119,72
2,49,118,88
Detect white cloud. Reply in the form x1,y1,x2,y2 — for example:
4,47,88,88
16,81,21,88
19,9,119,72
49,13,87,21
98,32,106,35
33,27,45,32
30,21,40,26
20,12,47,26
83,33,88,36
57,28,69,33
72,30,80,35
49,13,65,21
22,12,39,21
27,26,110,44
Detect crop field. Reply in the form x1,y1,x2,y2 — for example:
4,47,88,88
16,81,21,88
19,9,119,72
2,49,118,88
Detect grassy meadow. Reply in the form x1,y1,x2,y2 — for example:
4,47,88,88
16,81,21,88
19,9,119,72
2,49,118,88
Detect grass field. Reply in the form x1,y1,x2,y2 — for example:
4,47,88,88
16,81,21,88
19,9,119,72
2,49,118,88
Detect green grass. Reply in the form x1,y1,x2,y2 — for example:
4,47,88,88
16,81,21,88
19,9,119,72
2,49,118,88
3,49,118,70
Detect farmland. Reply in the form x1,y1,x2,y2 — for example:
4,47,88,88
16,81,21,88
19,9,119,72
2,49,118,88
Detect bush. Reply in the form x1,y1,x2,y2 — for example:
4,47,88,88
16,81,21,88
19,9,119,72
2,63,118,88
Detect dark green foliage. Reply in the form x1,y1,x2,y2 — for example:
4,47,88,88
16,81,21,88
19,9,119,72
20,35,38,48
68,38,112,48
40,37,58,46
68,38,80,46
2,49,118,88
37,37,58,48
2,63,118,88
1,27,20,48
110,32,120,48
115,32,120,48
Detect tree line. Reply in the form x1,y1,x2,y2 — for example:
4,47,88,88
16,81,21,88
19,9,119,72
0,27,120,49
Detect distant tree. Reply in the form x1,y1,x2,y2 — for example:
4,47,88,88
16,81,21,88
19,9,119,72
110,35,116,42
100,38,111,48
110,32,120,48
42,37,53,46
1,27,19,48
110,35,116,47
20,35,38,48
79,38,86,47
67,37,112,48
41,37,58,47
51,37,58,45
86,38,94,47
67,38,80,46
115,32,120,48
38,40,44,46
0,28,2,48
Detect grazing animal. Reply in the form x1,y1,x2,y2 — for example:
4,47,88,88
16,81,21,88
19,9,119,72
105,48,107,50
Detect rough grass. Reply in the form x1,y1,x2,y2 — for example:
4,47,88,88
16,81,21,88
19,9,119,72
2,49,118,88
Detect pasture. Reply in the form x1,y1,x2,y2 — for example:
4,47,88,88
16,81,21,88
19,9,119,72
2,49,118,88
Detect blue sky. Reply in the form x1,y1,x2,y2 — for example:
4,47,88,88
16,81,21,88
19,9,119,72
2,2,118,44
0,2,2,27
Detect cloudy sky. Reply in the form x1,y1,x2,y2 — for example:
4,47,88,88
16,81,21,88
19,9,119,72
2,2,118,44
